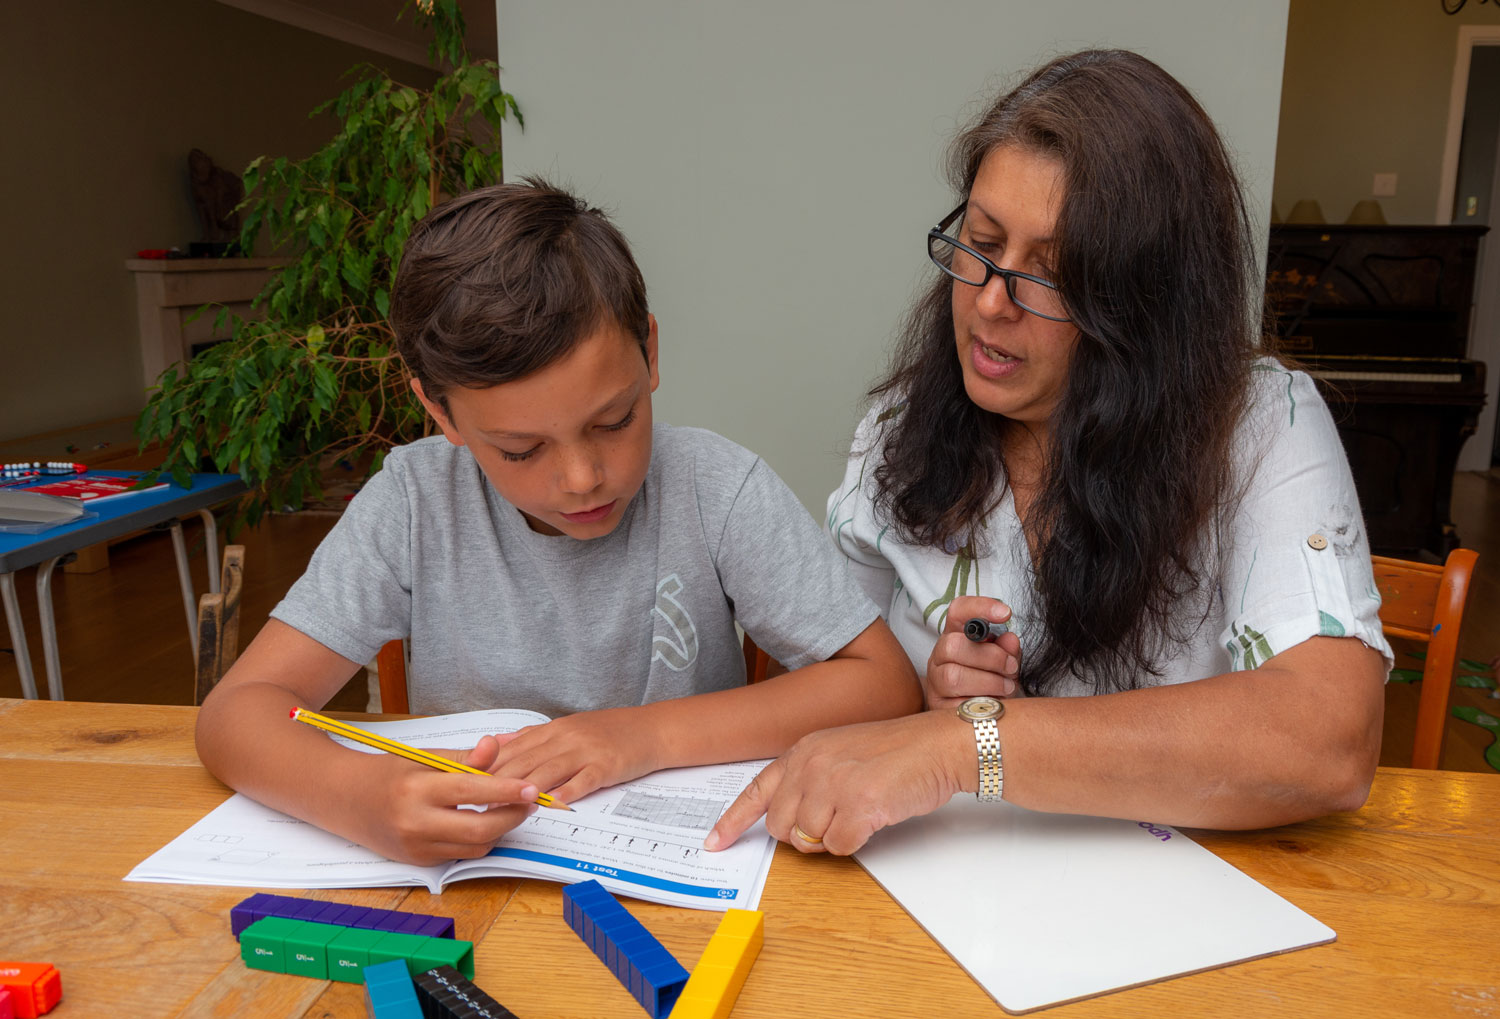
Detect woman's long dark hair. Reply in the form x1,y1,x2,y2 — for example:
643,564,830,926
869,49,1265,695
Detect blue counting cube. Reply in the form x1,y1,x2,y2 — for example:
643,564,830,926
562,880,689,1018
363,958,422,1019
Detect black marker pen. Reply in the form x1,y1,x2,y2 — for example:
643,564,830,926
964,618,1010,643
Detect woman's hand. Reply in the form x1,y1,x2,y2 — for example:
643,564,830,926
924,596,1022,710
484,707,662,806
704,711,974,856
343,736,540,867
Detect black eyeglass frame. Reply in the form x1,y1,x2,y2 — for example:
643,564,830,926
927,204,1072,323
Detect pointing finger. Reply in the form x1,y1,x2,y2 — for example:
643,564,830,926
704,759,784,851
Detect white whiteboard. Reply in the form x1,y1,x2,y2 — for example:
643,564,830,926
854,795,1334,1013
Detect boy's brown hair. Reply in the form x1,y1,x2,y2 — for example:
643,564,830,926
390,177,650,411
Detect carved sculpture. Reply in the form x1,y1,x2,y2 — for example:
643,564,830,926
188,148,244,244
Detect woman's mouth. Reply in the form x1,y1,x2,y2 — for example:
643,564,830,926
970,339,1021,379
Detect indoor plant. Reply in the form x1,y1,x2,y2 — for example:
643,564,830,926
137,0,520,524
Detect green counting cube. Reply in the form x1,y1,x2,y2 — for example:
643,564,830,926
240,916,303,973
410,935,474,979
327,927,388,984
284,920,345,978
369,931,429,971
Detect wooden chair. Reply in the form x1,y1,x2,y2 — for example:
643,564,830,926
193,544,245,705
374,631,778,715
1372,547,1479,769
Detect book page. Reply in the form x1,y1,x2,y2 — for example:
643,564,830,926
125,791,450,891
449,758,775,910
350,711,775,911
127,709,776,911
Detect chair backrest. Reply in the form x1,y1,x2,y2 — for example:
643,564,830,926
1372,547,1478,769
376,638,410,715
373,630,779,716
194,544,246,705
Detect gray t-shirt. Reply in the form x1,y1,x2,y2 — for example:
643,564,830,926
272,423,878,715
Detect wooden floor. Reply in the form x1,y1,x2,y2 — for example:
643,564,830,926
2,472,1498,771
0,510,367,712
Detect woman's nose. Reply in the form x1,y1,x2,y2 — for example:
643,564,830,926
974,274,1021,320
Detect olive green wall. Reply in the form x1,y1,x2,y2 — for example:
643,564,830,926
0,1,434,443
498,1,1292,514
1274,0,1500,225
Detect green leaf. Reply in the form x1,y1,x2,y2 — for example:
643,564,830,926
133,2,504,527
1388,668,1422,684
1456,674,1497,690
1449,705,1500,773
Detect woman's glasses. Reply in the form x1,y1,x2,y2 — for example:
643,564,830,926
927,204,1071,322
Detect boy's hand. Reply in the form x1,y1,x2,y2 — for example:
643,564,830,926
924,596,1022,710
484,708,661,806
345,736,539,867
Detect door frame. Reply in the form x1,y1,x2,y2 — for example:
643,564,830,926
1437,25,1500,224
1440,25,1500,470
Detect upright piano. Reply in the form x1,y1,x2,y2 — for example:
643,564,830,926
1265,224,1488,559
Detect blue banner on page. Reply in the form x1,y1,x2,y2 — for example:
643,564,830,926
485,847,736,899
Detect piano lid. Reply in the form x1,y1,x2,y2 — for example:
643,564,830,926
1266,224,1489,359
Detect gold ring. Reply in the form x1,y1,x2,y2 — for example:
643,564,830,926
792,824,824,844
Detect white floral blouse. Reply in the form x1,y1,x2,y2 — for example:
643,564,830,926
826,360,1394,694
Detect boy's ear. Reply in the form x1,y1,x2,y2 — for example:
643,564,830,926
410,378,466,448
646,313,660,393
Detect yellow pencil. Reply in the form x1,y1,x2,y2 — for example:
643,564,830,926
290,707,572,811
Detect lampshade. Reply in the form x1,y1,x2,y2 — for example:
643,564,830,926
1345,199,1387,225
1286,199,1326,224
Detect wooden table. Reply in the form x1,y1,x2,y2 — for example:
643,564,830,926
2,699,1496,1018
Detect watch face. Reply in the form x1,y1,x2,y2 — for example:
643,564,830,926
957,696,1004,721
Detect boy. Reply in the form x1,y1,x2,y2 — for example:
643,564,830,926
196,180,920,866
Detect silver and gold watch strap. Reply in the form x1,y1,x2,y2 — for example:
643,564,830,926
957,696,1005,802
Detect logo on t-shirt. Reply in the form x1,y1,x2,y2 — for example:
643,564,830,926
652,574,698,671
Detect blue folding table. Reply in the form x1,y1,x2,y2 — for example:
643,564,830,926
0,471,247,700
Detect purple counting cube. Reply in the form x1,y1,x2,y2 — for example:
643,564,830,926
364,907,404,931
302,901,346,924
349,907,386,930
394,913,429,935
230,893,277,937
281,896,326,920
413,916,454,939
321,904,368,928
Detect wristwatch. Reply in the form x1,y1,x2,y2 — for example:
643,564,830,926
956,696,1004,801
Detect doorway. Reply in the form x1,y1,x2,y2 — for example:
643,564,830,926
1442,28,1500,468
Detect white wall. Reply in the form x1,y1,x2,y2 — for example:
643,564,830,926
496,1,1291,513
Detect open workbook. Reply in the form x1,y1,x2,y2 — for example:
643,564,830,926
127,709,774,912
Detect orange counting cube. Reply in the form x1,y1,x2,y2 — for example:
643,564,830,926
0,963,62,1018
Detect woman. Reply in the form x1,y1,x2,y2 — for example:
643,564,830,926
705,49,1390,857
